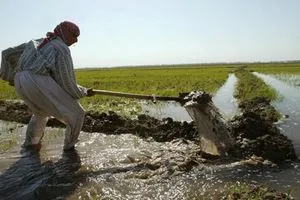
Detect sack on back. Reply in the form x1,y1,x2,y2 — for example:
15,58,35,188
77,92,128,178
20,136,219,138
0,43,26,86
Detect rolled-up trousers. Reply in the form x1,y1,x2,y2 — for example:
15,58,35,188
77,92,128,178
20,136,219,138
14,71,85,150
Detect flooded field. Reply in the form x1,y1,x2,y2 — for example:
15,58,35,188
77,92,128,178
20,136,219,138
254,72,300,155
272,74,300,87
0,72,300,199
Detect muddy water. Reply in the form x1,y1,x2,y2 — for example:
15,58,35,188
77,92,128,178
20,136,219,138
254,72,300,156
141,74,238,121
0,121,219,199
0,120,299,199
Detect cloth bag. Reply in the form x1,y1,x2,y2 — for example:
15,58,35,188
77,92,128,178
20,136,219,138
0,43,26,85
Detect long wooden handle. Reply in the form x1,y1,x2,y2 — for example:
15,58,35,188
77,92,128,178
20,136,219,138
93,89,181,102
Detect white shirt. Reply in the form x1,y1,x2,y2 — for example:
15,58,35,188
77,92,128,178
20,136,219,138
18,37,87,99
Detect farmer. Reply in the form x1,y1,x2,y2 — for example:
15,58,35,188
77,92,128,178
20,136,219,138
14,21,94,151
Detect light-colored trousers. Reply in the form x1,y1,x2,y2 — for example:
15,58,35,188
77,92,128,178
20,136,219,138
14,71,85,150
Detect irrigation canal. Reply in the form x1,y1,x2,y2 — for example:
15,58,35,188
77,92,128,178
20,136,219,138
0,73,299,199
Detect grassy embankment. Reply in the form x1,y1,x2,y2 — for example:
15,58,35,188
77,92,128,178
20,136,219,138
233,67,281,121
234,67,279,102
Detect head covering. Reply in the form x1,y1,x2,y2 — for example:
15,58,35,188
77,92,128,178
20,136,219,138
38,21,80,49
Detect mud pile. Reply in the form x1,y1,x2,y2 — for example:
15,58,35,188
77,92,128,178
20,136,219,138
229,97,297,163
82,112,198,142
0,100,198,142
0,100,32,123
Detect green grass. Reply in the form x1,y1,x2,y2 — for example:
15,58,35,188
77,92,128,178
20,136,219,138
77,67,229,109
0,80,19,100
234,68,279,102
76,67,230,95
220,182,293,200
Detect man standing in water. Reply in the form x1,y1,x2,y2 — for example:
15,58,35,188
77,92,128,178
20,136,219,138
14,21,94,151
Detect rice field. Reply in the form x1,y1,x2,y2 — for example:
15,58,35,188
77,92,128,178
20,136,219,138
1,62,300,115
0,66,231,114
248,62,300,74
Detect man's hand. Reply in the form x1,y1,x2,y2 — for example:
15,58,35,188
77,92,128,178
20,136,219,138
86,88,95,97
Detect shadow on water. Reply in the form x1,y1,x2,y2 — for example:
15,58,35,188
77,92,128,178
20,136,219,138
140,73,238,121
0,147,81,200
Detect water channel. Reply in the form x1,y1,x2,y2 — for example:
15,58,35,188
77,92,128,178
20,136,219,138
0,73,300,199
254,72,300,155
141,74,238,121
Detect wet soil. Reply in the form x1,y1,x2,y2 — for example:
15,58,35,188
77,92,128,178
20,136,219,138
0,98,297,164
0,100,198,142
229,97,297,163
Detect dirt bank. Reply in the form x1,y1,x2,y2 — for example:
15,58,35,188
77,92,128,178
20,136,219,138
229,97,297,163
0,100,198,142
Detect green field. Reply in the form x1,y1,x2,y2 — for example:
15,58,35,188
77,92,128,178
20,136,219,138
75,66,231,95
1,66,231,114
1,62,300,115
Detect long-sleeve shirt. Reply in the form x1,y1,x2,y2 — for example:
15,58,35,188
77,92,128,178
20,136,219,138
18,37,87,99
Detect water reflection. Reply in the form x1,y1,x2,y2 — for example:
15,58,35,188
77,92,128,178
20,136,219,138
212,74,238,119
273,74,300,87
140,101,192,121
254,72,300,155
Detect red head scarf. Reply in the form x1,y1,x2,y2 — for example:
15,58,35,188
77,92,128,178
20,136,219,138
38,21,80,49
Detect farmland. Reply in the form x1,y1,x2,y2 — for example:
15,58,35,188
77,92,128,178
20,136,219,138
1,62,299,115
0,62,300,199
1,65,231,115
